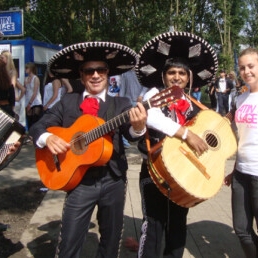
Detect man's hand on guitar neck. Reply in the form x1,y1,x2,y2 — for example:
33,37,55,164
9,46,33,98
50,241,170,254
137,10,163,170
46,135,70,155
129,102,147,134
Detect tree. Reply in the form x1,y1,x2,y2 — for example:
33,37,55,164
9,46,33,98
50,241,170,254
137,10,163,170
0,0,250,69
243,0,258,48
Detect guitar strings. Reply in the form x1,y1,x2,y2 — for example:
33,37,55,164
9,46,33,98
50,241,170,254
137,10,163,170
69,111,130,146
68,89,181,146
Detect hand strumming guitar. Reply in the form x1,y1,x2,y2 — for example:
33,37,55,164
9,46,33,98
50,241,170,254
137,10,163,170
45,103,147,156
175,126,208,156
46,135,70,155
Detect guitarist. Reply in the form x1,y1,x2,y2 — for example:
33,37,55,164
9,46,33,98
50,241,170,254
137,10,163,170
133,32,218,258
29,42,147,258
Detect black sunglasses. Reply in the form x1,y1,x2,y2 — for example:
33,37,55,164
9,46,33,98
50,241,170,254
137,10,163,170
81,67,108,76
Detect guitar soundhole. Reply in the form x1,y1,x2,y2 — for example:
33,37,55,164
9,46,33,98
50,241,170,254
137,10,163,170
205,133,218,148
71,132,88,155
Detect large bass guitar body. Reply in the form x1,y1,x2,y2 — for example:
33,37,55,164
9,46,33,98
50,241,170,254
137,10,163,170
148,109,237,208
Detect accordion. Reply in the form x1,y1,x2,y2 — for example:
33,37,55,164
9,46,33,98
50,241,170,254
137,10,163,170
0,108,25,171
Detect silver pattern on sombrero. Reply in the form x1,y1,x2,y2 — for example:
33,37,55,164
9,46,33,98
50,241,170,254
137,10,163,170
189,43,201,58
48,41,138,79
139,64,157,77
136,31,218,88
198,70,213,80
157,40,171,56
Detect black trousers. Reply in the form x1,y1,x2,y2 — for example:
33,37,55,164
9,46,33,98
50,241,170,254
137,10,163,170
55,167,126,258
138,162,189,258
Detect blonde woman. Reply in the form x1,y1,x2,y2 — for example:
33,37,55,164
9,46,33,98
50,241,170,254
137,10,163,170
0,50,26,123
24,62,42,129
225,47,258,258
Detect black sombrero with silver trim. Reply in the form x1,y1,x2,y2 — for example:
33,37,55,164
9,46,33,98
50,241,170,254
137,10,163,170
48,42,138,79
135,31,218,88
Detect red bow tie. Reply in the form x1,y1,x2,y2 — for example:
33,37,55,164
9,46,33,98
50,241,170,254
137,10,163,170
80,97,99,116
168,99,190,125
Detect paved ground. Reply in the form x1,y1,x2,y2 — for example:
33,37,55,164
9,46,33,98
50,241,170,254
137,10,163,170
1,143,245,258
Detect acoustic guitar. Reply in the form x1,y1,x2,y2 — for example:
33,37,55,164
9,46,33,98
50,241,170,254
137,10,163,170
147,109,237,208
36,86,183,191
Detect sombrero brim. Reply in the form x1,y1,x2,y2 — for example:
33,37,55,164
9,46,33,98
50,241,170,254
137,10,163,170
48,42,138,79
135,31,218,88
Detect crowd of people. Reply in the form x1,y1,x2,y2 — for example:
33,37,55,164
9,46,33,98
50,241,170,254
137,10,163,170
1,30,258,258
198,69,246,116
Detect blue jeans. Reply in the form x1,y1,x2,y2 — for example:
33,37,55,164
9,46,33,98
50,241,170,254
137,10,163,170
192,91,201,102
232,170,258,258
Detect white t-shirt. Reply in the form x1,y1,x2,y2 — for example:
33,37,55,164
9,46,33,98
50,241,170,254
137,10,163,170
43,82,66,109
235,91,258,175
25,75,42,106
218,78,226,92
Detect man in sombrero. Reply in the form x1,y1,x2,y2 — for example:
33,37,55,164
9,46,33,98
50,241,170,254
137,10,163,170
29,42,147,258
134,31,218,257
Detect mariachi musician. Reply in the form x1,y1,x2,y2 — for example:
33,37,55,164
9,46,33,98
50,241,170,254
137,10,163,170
29,42,147,258
135,32,218,258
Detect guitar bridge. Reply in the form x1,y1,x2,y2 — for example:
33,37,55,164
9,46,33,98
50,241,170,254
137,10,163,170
179,146,210,180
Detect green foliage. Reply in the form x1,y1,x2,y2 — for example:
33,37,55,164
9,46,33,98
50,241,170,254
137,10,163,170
243,0,258,48
0,0,254,68
218,53,234,72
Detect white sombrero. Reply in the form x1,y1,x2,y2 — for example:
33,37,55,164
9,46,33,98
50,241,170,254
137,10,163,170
135,31,218,88
48,42,138,79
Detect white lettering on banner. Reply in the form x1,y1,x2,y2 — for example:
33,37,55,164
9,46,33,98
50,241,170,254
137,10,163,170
0,16,15,32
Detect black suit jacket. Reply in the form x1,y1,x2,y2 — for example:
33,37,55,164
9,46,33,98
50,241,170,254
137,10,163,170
214,77,233,94
29,92,139,178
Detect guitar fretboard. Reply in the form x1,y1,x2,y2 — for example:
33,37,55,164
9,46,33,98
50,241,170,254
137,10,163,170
70,86,183,146
83,101,150,145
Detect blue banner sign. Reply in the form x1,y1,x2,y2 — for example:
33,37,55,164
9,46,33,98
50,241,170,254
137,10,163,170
0,10,24,37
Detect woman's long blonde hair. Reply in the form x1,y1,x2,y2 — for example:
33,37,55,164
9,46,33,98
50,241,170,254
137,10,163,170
1,50,16,70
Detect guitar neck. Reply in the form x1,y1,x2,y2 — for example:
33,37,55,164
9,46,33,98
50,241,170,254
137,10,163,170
85,101,150,145
82,86,183,145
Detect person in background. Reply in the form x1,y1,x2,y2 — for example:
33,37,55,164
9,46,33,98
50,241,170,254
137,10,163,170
191,86,202,102
0,50,26,123
43,72,72,112
108,75,131,148
214,70,233,115
228,70,238,110
224,47,258,258
134,31,217,258
29,41,147,258
60,78,73,93
108,76,120,96
0,55,25,233
0,59,15,117
119,69,148,148
207,80,217,110
24,62,42,130
120,69,148,106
